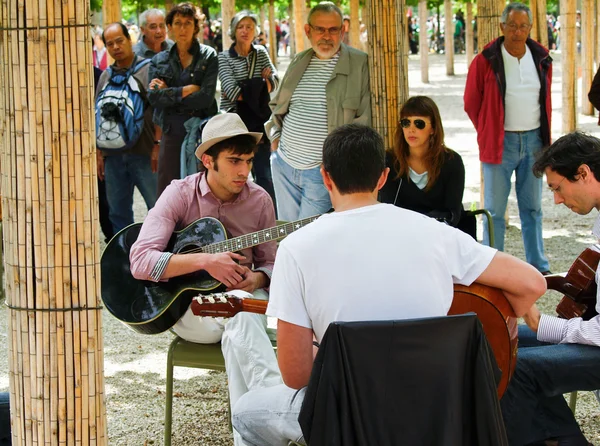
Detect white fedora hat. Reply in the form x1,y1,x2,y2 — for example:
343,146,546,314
195,113,263,159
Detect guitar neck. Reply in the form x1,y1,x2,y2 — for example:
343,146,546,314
241,299,269,315
201,215,320,254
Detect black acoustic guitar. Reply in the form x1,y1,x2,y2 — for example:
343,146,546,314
100,215,319,334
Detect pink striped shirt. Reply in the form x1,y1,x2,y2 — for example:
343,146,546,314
129,172,276,281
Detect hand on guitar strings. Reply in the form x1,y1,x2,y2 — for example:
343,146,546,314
204,252,247,288
227,267,269,293
522,304,541,332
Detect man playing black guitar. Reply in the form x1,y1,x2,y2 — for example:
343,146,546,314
500,132,600,446
129,113,281,445
230,123,547,445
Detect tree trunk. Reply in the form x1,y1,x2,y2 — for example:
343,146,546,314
597,2,600,65
165,0,173,11
293,0,306,53
477,0,503,52
260,5,266,35
445,0,454,75
581,0,594,115
365,0,408,151
531,0,548,49
0,0,106,444
466,1,474,66
560,0,577,131
268,0,277,65
419,0,429,83
102,0,121,25
350,0,360,48
222,0,236,51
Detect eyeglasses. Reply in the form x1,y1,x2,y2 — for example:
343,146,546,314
309,24,342,36
400,118,427,130
503,22,532,32
548,176,566,194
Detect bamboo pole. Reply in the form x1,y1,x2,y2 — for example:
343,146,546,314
466,1,474,66
581,0,594,116
293,0,305,53
597,3,600,66
530,0,539,44
350,0,360,48
222,0,235,51
102,0,121,25
288,4,295,58
445,0,454,75
1,0,106,444
533,0,548,49
477,0,503,53
419,0,429,83
561,0,577,132
365,0,407,152
259,4,266,36
268,0,277,65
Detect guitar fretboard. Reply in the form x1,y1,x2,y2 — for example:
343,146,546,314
201,215,320,254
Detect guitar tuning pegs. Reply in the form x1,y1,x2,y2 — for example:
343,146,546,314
194,295,203,304
206,294,216,304
219,295,227,303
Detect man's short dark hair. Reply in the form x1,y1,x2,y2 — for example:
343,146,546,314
322,124,385,195
102,22,130,44
532,132,600,181
204,134,257,160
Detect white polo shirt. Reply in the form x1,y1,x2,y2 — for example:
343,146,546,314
502,44,541,132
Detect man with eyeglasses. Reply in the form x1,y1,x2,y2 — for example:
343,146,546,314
133,8,173,59
265,1,371,221
498,131,600,446
464,2,552,275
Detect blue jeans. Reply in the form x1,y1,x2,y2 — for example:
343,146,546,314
482,129,550,272
104,153,157,233
500,326,600,445
270,151,331,222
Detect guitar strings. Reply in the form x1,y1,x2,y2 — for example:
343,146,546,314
173,217,317,255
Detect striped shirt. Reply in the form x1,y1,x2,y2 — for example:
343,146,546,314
537,215,600,347
218,44,279,113
278,53,340,170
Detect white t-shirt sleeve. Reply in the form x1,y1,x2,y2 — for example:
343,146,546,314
441,224,498,285
266,243,313,329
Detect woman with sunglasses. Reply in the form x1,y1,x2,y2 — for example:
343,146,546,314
380,96,471,234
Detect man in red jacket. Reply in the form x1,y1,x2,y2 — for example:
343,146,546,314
464,2,552,274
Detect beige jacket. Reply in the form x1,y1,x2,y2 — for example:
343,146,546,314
265,43,371,142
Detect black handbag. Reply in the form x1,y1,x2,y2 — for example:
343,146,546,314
231,50,272,135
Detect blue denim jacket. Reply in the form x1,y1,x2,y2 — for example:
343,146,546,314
148,40,218,132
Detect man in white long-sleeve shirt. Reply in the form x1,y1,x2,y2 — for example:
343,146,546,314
500,131,600,446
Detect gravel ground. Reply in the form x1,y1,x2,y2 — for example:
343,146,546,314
1,51,600,445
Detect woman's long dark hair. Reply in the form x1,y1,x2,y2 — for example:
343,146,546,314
393,96,452,191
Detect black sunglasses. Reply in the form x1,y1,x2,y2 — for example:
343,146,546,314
400,118,427,130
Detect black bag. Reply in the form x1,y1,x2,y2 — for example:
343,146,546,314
0,392,11,445
231,50,271,136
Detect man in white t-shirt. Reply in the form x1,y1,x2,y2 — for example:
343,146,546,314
231,123,547,445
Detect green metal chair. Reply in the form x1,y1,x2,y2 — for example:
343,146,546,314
569,391,578,413
164,329,278,446
465,208,495,248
